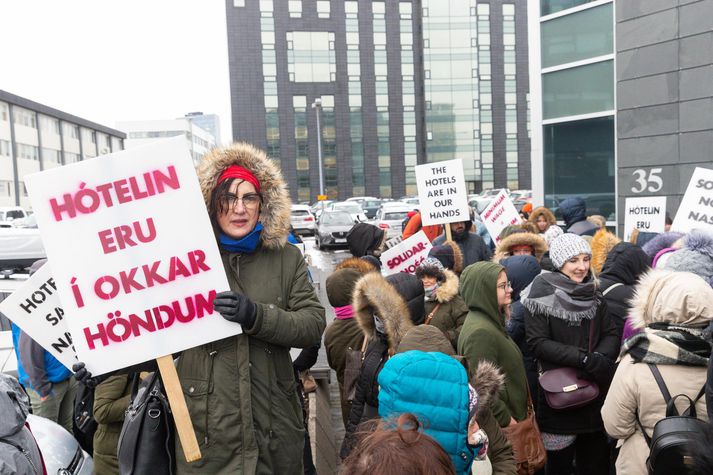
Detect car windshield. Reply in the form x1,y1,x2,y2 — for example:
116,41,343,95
333,203,362,213
384,211,409,221
321,212,353,225
364,200,381,207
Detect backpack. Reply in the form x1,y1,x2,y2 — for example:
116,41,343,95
637,363,707,475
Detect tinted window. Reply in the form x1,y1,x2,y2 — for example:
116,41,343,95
321,212,353,225
384,212,409,220
291,210,310,216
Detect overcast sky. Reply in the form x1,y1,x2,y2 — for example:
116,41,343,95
0,0,232,143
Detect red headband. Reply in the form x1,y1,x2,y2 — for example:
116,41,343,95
217,165,261,193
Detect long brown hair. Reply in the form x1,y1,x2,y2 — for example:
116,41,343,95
342,413,456,475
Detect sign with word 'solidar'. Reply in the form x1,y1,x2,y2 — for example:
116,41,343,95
0,263,77,369
380,230,433,276
623,196,667,241
672,167,713,233
25,137,235,375
415,159,470,226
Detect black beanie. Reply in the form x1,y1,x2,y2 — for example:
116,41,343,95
428,245,455,271
325,268,362,307
347,222,385,257
385,272,425,325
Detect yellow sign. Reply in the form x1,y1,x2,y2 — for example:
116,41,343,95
317,195,327,201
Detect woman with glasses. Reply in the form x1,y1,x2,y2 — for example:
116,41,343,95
523,233,619,475
458,261,529,430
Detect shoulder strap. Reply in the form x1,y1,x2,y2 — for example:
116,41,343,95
425,303,442,325
602,282,624,297
648,364,672,404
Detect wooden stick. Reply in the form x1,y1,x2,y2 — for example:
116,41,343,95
156,355,202,463
445,224,453,242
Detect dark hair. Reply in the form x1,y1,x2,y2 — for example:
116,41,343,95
342,413,456,475
208,177,262,219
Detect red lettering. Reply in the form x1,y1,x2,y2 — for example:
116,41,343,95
98,229,117,254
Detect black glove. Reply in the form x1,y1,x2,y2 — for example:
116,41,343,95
72,362,109,389
213,290,257,328
581,352,614,384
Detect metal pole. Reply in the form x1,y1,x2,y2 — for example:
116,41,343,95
313,99,325,197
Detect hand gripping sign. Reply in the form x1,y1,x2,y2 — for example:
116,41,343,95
24,136,236,462
380,231,433,276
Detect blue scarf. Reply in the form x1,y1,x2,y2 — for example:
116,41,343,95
219,222,263,254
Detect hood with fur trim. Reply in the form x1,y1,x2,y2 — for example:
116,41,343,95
198,142,291,249
493,232,548,263
629,269,713,329
335,256,380,274
590,228,621,274
529,207,557,231
433,269,460,304
470,360,505,417
353,272,417,351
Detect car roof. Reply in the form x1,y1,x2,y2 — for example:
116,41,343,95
291,204,311,211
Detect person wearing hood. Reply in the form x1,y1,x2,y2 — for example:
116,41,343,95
558,197,599,237
0,373,45,475
415,258,469,350
589,228,621,275
458,261,529,430
529,207,558,234
347,222,386,259
432,218,492,267
661,229,713,286
323,268,368,426
428,241,465,275
501,255,542,404
493,232,548,263
340,272,425,459
401,210,442,242
602,269,713,475
598,242,650,338
378,325,517,475
523,233,619,475
640,231,684,261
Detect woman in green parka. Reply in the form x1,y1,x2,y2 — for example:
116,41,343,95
92,375,131,475
457,261,528,429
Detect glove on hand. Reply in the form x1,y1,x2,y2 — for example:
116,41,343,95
582,352,614,384
72,362,108,389
213,290,257,328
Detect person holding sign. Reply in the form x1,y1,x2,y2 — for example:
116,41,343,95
432,212,492,268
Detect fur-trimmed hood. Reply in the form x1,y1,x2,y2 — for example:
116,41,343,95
197,142,291,249
629,268,713,329
353,272,419,351
590,228,621,274
470,360,505,417
335,256,380,274
493,232,548,262
529,207,557,231
433,269,460,304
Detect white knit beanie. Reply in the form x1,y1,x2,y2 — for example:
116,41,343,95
543,225,563,245
549,233,592,269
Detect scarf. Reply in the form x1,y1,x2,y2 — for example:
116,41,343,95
621,324,712,366
521,271,597,324
424,283,439,300
219,222,263,254
334,305,354,320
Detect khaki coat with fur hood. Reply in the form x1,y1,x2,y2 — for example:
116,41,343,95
177,143,326,475
424,269,469,350
529,207,557,233
493,232,548,263
602,269,713,475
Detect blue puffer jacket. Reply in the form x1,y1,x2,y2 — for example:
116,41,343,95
378,350,473,474
11,324,71,393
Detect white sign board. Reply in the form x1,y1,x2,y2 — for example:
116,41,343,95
380,231,433,275
480,190,521,243
415,159,470,226
672,167,713,233
0,263,77,370
624,196,667,241
25,137,236,375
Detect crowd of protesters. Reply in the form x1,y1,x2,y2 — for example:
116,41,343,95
4,143,713,475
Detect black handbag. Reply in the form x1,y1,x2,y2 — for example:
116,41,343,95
73,382,97,453
117,372,176,475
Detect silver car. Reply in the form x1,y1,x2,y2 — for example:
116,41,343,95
315,211,355,250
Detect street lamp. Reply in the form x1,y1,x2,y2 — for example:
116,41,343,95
311,98,325,198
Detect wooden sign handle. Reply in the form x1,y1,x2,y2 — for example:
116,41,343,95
445,224,453,242
156,355,202,463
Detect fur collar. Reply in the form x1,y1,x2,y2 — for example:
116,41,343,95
433,269,459,303
353,272,414,352
197,142,291,249
335,257,379,274
590,229,621,274
494,232,548,262
471,360,504,417
529,207,556,227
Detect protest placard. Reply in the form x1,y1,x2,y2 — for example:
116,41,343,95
672,167,713,233
24,137,235,376
624,196,667,241
380,230,432,276
480,190,521,243
0,263,77,370
416,159,470,227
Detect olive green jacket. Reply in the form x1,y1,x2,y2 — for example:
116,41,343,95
424,269,468,350
93,375,131,475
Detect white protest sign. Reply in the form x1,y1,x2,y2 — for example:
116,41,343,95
0,263,77,369
380,230,433,275
672,167,713,233
24,137,236,375
624,196,667,241
416,159,470,226
480,190,521,243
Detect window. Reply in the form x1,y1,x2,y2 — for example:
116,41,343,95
287,31,336,82
543,60,614,119
42,148,61,163
17,143,39,160
541,3,613,68
345,1,358,17
0,140,10,156
233,0,245,6
288,0,301,18
13,108,36,128
0,103,7,121
541,0,598,16
317,1,330,18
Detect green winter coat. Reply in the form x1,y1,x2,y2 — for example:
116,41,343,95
177,143,326,474
424,269,469,350
93,375,131,475
458,262,528,428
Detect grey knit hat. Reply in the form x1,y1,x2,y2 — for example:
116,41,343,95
543,225,564,245
549,233,592,270
662,229,713,287
415,257,446,281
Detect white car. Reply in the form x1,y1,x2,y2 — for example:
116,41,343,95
328,202,368,223
375,206,411,239
290,205,316,236
28,414,94,475
0,206,29,227
0,228,46,274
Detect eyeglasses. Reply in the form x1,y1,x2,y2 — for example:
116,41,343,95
223,192,262,211
496,281,511,290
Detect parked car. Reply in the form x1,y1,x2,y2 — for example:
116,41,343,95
290,205,316,236
375,205,411,239
400,197,420,209
315,211,354,250
10,214,38,229
0,228,46,275
0,206,29,226
328,201,368,223
361,198,383,220
28,414,94,475
310,200,333,219
510,189,532,203
346,196,378,208
468,196,493,215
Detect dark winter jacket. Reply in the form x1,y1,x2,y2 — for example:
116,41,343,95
11,324,71,397
425,269,469,350
524,273,619,434
93,374,132,475
340,272,423,459
559,197,598,237
598,242,650,337
458,262,529,427
433,232,492,268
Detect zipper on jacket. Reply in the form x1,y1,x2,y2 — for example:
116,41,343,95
0,437,39,474
205,350,218,446
264,346,275,440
